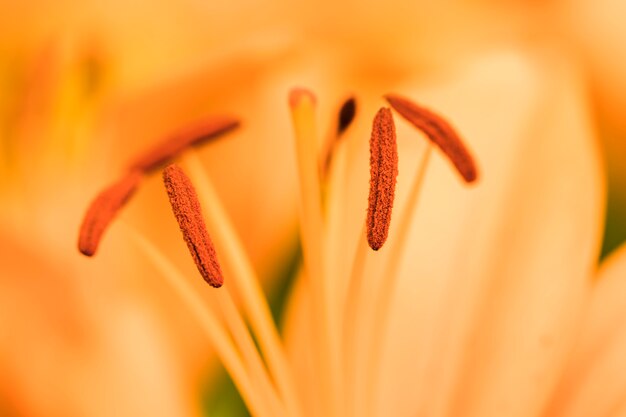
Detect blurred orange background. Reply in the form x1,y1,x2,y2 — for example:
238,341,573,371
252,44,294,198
1,0,625,416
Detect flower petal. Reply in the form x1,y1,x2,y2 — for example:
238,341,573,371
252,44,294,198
283,46,604,417
372,46,603,417
544,244,626,417
0,238,197,417
372,48,604,417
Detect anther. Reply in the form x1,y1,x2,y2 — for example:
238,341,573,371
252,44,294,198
78,170,143,256
385,94,478,183
338,96,357,135
367,108,398,251
321,96,357,180
162,164,224,288
129,116,240,173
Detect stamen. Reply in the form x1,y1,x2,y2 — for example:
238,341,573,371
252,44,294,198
365,144,433,416
320,96,357,180
78,170,143,256
183,151,304,417
124,224,277,417
343,108,398,409
385,93,478,183
338,97,357,135
129,116,240,173
162,164,223,288
367,107,398,251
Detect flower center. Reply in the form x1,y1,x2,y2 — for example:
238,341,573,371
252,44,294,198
77,88,479,417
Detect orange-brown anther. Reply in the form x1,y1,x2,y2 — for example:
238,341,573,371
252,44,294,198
338,96,357,135
385,94,478,183
320,96,357,179
367,107,398,251
78,170,143,256
162,164,223,288
129,116,240,173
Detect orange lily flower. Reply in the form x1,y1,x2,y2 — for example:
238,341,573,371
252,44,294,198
2,1,626,416
72,43,625,417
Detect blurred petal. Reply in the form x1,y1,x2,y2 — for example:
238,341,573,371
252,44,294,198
555,0,626,257
544,244,626,417
281,45,604,417
377,46,604,417
0,237,198,417
558,0,626,135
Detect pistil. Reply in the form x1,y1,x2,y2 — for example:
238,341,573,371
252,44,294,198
289,88,340,417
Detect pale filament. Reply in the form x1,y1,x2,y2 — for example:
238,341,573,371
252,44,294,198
182,151,304,417
365,143,433,417
124,224,282,417
77,90,474,417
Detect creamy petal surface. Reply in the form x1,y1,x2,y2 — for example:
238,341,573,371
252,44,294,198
545,244,626,417
283,46,605,417
379,48,604,417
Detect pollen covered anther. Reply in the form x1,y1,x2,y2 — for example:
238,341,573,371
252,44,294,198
78,170,143,256
163,164,223,288
385,93,478,183
129,116,240,173
367,107,399,251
